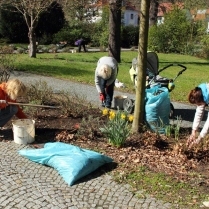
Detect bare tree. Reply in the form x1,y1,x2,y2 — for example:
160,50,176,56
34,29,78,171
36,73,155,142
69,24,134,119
62,0,101,23
0,0,58,58
132,0,150,133
108,0,122,62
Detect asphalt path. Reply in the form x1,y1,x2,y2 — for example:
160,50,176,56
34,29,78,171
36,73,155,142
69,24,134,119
10,71,207,130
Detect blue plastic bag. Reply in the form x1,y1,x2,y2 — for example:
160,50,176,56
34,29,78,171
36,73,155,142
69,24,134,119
19,142,113,186
145,85,170,134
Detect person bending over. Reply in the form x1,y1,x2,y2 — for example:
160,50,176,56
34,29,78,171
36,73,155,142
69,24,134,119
95,56,118,108
187,83,209,148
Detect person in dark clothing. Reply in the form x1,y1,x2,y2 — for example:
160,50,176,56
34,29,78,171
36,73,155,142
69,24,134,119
75,38,87,52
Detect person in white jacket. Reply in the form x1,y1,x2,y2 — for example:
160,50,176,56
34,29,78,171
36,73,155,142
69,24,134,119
187,83,209,148
95,56,118,108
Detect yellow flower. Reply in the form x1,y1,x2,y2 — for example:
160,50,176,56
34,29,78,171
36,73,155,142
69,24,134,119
102,108,109,116
109,111,115,120
121,113,126,120
109,110,115,116
128,115,134,122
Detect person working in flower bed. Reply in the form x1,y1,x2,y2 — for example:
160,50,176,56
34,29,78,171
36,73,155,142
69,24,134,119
0,79,27,127
95,56,118,108
187,83,209,148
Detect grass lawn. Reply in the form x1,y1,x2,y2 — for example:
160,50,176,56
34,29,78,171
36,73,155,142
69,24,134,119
12,50,209,103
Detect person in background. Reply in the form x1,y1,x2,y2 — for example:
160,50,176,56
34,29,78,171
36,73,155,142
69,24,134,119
0,79,28,127
95,56,118,108
74,38,87,52
187,83,209,148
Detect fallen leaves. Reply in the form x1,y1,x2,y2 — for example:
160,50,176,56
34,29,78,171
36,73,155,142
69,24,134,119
55,130,75,141
4,103,209,196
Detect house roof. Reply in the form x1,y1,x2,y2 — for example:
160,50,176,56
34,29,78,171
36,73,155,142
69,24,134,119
157,2,184,17
191,9,209,20
124,1,138,11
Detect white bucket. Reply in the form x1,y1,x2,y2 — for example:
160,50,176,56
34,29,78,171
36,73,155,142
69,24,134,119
12,119,35,145
114,95,128,110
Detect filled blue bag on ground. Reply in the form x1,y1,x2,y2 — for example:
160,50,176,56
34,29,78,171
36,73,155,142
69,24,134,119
145,85,170,133
18,142,113,186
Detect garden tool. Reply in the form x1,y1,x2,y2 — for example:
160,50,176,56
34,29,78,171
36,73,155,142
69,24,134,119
7,101,60,109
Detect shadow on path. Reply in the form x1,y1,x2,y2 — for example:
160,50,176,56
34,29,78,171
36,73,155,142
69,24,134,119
174,108,208,122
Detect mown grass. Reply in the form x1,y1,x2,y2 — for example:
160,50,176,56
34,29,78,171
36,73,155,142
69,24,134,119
12,50,209,103
113,166,207,209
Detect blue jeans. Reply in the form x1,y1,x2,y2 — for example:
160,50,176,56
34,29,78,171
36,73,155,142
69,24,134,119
101,79,115,107
0,105,18,127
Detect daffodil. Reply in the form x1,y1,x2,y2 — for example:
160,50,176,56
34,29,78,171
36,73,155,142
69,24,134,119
100,109,131,148
109,111,115,120
128,115,134,122
102,108,109,116
121,113,126,120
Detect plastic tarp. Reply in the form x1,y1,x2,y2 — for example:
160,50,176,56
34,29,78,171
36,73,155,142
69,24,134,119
145,85,170,134
18,142,113,186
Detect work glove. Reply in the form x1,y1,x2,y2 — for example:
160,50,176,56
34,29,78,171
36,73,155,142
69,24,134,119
99,93,105,102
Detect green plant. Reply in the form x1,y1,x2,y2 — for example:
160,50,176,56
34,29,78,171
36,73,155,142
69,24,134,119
100,109,132,147
165,115,182,140
115,166,207,209
121,25,139,48
148,6,192,54
148,117,168,135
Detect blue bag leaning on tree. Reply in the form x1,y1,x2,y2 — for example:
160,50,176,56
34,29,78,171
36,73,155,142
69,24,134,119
145,85,170,134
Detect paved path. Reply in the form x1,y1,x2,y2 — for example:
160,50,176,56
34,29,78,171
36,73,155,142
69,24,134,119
0,71,203,209
0,142,174,209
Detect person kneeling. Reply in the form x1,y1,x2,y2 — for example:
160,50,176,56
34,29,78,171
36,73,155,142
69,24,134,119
0,79,28,127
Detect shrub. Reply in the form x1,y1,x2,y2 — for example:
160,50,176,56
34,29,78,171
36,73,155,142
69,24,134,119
26,80,53,105
121,25,139,48
100,109,133,147
0,46,16,82
148,6,191,54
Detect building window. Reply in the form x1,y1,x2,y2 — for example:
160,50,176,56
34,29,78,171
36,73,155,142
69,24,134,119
131,14,133,19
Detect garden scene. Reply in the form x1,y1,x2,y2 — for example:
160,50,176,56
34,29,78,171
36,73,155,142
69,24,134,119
0,50,208,209
1,0,209,208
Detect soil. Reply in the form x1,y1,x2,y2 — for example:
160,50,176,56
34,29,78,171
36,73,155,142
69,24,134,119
2,102,209,205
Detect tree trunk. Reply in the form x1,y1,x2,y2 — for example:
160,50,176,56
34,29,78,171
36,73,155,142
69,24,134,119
132,0,151,133
149,0,159,26
108,0,121,63
28,27,37,58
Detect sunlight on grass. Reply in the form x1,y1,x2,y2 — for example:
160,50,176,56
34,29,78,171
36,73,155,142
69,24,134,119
12,51,209,103
113,166,207,209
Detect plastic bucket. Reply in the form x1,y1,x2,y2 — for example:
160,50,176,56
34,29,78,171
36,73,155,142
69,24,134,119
12,119,35,145
114,95,128,110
